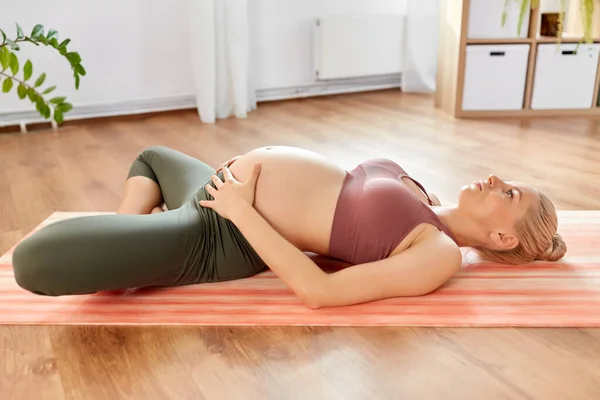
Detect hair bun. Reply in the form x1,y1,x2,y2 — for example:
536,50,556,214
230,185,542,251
538,233,567,261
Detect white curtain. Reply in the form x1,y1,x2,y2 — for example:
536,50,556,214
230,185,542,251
403,0,440,92
188,0,255,124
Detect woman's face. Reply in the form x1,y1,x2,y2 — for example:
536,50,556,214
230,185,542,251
458,174,540,244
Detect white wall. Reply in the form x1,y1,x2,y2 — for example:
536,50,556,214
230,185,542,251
0,0,193,116
251,0,406,90
0,0,406,123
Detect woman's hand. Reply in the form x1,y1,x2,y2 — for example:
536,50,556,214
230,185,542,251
199,164,262,221
216,155,242,173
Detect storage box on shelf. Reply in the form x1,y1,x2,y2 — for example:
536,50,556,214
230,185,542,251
436,0,600,118
531,44,600,109
462,44,531,110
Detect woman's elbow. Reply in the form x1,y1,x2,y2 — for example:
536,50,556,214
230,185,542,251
296,286,324,309
298,290,322,309
303,297,322,310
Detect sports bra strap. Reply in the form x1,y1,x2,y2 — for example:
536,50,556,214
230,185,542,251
398,174,436,207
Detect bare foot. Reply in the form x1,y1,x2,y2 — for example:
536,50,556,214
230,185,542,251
151,206,164,214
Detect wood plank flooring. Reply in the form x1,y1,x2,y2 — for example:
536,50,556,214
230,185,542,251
1,90,600,399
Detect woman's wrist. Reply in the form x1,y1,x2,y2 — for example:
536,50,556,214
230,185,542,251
228,201,255,225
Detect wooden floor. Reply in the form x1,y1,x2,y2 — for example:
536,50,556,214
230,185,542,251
2,90,600,399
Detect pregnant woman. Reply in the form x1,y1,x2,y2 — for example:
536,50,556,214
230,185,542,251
12,146,566,308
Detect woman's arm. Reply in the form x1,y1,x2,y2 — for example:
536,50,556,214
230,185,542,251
230,202,330,308
231,204,462,308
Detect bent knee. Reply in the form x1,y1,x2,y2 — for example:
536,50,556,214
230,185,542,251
139,146,171,161
128,146,170,183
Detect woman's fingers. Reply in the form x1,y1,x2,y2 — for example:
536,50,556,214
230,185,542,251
205,183,217,197
246,164,261,187
227,156,241,166
216,155,240,173
199,200,212,208
211,174,224,188
222,166,235,181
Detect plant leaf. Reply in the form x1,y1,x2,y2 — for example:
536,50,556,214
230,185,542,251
517,0,529,37
44,103,51,119
6,39,19,51
49,96,66,104
0,29,6,44
16,23,24,39
66,52,81,65
24,59,32,81
9,52,19,75
34,72,46,87
54,109,64,124
35,97,46,116
47,29,58,40
56,102,73,113
2,77,13,93
27,87,37,102
74,73,80,90
0,48,9,71
17,84,27,99
38,36,49,46
49,38,59,48
43,85,56,94
58,39,70,55
74,64,86,76
31,24,44,38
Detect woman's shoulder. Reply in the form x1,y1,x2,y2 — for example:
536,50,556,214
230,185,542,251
414,223,462,261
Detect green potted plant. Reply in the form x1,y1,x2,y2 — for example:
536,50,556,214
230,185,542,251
505,0,597,44
0,23,85,125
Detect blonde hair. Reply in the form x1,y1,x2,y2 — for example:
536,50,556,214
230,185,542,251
476,191,566,264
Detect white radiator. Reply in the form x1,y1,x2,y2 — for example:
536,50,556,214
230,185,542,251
312,14,405,80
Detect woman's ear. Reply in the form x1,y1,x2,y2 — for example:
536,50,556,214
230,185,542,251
489,231,519,250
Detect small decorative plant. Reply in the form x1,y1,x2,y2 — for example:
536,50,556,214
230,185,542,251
505,0,597,44
0,23,85,125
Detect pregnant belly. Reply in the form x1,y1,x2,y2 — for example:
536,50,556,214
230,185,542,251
227,146,347,253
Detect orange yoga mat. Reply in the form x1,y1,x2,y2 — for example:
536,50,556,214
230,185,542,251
0,211,599,326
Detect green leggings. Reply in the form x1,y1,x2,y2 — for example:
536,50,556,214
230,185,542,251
12,146,267,296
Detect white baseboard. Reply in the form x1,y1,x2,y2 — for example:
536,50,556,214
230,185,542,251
0,95,197,129
256,73,401,102
0,74,401,129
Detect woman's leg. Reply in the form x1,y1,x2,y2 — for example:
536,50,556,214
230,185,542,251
117,176,163,215
12,210,199,295
126,146,216,209
12,146,217,296
117,146,216,215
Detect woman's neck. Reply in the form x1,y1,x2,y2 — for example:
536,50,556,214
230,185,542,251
432,205,487,248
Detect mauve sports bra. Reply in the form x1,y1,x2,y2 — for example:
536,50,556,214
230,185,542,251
328,158,458,265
